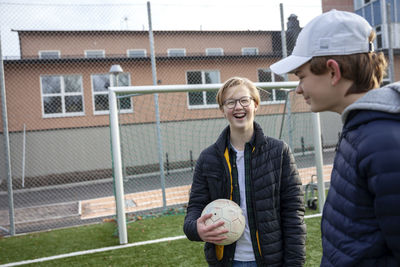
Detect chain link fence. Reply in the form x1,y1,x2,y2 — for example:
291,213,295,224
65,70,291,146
0,1,343,236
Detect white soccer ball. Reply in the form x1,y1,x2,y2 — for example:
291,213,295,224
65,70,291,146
201,198,245,245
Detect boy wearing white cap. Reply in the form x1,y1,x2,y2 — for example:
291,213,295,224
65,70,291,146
271,9,400,266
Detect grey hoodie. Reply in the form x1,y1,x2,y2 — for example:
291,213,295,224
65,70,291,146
341,81,400,124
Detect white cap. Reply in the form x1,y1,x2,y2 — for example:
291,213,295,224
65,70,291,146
270,10,374,75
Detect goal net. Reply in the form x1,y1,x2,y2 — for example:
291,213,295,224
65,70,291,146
108,81,336,243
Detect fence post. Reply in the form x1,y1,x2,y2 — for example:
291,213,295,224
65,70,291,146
0,34,15,236
147,1,167,210
279,3,288,82
386,3,395,83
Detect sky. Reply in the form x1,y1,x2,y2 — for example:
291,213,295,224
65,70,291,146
0,0,322,57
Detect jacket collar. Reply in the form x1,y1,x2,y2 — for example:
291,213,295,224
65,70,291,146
342,82,400,125
214,121,266,154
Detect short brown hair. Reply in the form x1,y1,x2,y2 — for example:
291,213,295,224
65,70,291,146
216,77,260,109
309,31,387,95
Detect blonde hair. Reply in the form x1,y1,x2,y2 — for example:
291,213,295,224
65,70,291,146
309,31,387,95
216,77,260,109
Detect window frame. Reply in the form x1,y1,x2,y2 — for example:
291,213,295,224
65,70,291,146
355,0,379,10
39,50,61,59
242,47,259,56
186,70,220,109
40,74,85,118
381,70,391,86
375,25,383,49
167,48,186,57
257,68,287,104
84,50,105,58
91,72,133,115
205,48,224,56
127,49,147,58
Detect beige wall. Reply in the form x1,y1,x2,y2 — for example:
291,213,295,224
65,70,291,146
5,56,310,132
322,0,354,12
4,30,396,134
0,30,342,183
394,56,400,81
1,30,293,132
18,31,277,59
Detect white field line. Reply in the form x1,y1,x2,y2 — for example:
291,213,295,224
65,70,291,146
1,214,322,267
0,236,187,267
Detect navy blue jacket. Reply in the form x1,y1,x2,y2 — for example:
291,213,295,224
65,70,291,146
321,84,400,266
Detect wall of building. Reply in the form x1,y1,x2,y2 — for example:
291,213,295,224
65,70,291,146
394,55,400,81
322,0,354,12
1,110,342,189
0,27,343,190
4,57,312,132
18,31,278,59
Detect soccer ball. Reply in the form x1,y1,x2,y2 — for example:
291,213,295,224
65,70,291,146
201,199,245,245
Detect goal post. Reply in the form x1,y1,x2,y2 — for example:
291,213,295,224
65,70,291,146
108,81,326,245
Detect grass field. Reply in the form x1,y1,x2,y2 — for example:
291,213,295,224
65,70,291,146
0,209,322,266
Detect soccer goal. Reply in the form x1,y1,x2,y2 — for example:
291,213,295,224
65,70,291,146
108,81,327,244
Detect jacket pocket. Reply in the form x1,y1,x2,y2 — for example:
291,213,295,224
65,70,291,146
205,173,225,200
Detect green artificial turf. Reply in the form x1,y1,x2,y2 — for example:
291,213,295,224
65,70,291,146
0,209,322,266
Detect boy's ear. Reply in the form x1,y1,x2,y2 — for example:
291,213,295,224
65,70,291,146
326,59,341,85
220,106,226,117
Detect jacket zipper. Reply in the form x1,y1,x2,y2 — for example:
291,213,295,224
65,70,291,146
335,131,348,152
248,145,263,258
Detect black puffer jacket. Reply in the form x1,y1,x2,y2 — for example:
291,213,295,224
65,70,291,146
183,122,306,266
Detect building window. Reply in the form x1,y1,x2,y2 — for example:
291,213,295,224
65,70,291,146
242,47,259,56
127,49,146,58
354,0,364,10
39,50,60,59
373,1,381,25
364,3,373,24
375,25,382,49
382,71,391,86
168,48,186,57
186,70,220,108
40,75,84,117
91,73,132,114
355,0,377,9
206,48,224,56
85,50,105,58
258,69,286,102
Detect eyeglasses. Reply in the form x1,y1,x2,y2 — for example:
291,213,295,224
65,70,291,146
223,96,254,109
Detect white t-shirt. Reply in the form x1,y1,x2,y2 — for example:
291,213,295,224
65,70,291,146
232,147,255,261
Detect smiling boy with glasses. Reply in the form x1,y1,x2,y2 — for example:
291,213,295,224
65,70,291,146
184,76,306,266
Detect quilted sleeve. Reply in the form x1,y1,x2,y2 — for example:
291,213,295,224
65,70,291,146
279,142,307,266
183,151,209,242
